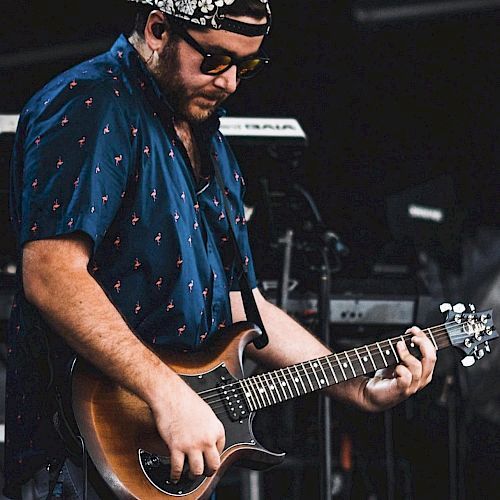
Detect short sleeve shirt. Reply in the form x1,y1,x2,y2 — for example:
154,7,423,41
4,35,257,495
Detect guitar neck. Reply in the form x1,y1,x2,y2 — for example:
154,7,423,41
239,323,452,412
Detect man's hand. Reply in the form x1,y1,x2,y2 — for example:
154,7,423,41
150,376,226,484
362,327,437,411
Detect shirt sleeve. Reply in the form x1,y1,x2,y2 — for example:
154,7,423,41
19,80,134,251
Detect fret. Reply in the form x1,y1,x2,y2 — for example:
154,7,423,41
308,360,322,389
334,353,348,381
294,365,308,394
268,372,286,403
280,368,294,399
301,362,316,392
380,341,397,365
354,348,367,375
287,366,301,396
376,342,388,368
365,345,377,371
345,352,357,377
241,378,259,410
388,338,399,362
325,356,339,384
428,328,439,350
347,350,364,376
256,374,272,407
238,380,252,411
262,373,278,405
247,378,262,411
317,358,330,387
405,335,421,358
273,370,289,401
251,377,266,409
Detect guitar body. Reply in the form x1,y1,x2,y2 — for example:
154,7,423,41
71,322,285,499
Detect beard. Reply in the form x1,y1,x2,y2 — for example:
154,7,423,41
152,38,229,124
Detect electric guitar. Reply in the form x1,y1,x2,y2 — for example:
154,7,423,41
69,304,496,499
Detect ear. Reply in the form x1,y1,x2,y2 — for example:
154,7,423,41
144,10,171,52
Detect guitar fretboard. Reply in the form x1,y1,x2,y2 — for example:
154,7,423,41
239,325,450,412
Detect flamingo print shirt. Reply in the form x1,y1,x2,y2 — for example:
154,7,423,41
5,35,257,493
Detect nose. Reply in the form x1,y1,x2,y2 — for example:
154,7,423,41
213,65,239,94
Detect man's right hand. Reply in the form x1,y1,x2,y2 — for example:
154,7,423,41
150,375,226,484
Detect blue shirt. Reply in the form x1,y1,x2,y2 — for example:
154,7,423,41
5,35,257,496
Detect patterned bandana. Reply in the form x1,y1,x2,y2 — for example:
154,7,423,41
127,0,272,36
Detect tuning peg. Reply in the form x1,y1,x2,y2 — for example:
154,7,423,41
440,303,452,314
475,349,485,360
461,356,475,367
485,341,491,353
453,303,466,313
469,303,476,313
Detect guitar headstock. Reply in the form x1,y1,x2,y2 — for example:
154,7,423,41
440,303,497,367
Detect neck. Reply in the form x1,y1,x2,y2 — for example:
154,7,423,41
174,120,201,180
128,34,154,66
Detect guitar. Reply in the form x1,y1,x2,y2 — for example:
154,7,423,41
69,304,496,499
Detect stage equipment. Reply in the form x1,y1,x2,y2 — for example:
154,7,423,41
353,0,500,23
0,116,18,326
219,116,308,148
386,174,465,273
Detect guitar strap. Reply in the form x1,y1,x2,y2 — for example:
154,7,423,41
211,160,269,349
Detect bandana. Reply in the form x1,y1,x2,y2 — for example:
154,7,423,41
128,0,272,36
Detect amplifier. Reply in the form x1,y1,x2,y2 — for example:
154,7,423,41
284,295,416,325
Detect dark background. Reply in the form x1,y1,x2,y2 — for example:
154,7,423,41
1,1,498,268
1,1,499,499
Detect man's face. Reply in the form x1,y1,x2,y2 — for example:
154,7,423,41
152,16,266,124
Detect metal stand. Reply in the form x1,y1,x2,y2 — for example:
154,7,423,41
240,229,295,500
384,409,396,500
241,469,264,500
318,245,333,500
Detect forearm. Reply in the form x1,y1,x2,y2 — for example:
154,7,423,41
231,290,376,411
23,241,179,410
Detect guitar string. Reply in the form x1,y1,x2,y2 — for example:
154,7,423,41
201,328,486,409
196,319,485,402
199,321,493,414
198,321,490,411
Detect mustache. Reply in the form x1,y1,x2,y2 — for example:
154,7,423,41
197,91,230,102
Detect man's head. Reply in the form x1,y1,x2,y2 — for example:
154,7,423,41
128,0,271,124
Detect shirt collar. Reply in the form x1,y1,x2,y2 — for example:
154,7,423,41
110,35,223,138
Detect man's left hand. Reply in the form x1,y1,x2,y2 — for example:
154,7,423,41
362,326,437,411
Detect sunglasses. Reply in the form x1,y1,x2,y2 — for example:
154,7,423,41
171,23,270,80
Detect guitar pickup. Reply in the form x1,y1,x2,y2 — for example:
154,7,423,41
218,382,250,422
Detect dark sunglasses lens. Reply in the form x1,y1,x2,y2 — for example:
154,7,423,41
202,54,233,75
237,59,265,79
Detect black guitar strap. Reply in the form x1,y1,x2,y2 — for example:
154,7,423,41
211,161,269,349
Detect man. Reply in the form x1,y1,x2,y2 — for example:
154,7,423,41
4,0,437,498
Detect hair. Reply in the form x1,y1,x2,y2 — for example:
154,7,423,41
129,0,269,39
